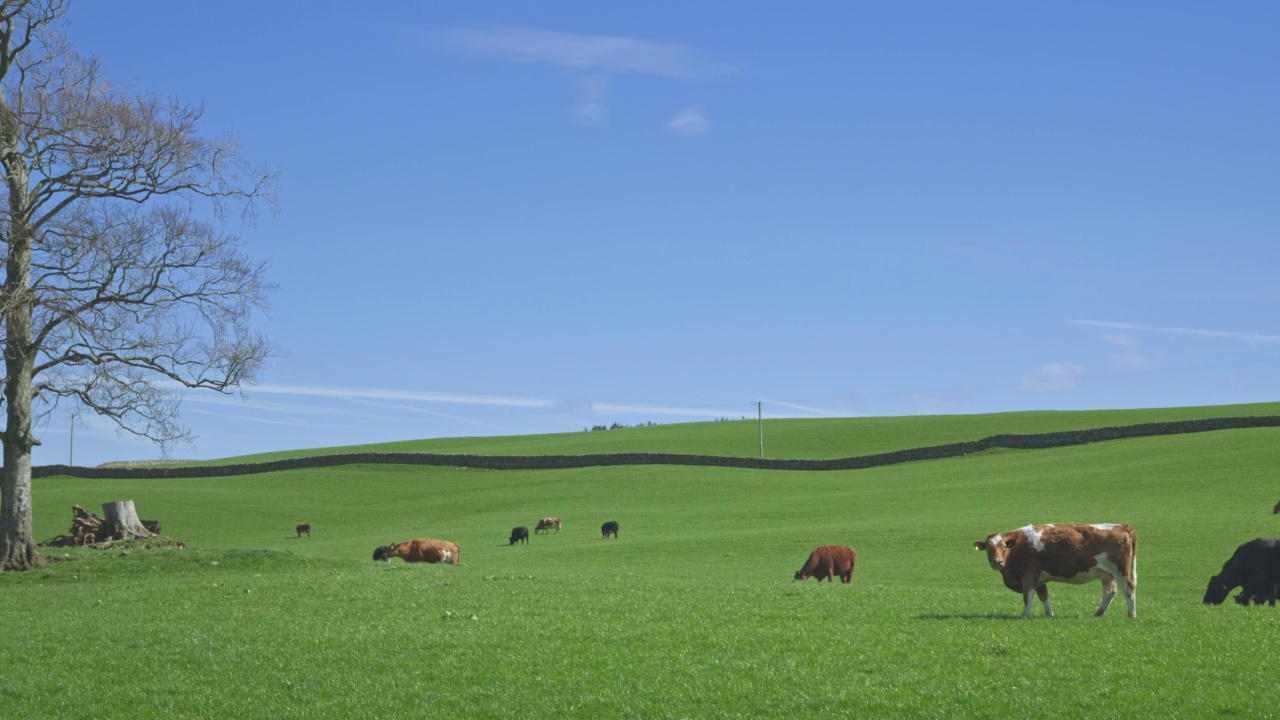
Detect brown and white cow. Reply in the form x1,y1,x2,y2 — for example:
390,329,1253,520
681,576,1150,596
973,523,1137,619
794,545,857,583
377,537,460,565
535,517,562,534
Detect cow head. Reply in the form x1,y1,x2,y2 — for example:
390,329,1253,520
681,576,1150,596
1203,574,1232,605
372,545,392,562
973,533,1016,570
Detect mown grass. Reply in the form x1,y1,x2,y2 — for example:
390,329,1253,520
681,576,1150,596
4,411,1280,718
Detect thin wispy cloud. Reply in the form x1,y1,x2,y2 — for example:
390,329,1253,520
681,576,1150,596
572,75,609,126
1103,333,1163,374
666,105,709,135
1074,321,1280,344
432,26,736,79
429,26,733,128
1021,362,1085,392
245,383,743,420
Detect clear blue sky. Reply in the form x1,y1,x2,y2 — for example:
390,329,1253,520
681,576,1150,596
39,1,1280,466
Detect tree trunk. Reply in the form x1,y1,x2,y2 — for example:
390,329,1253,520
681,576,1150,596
102,501,154,539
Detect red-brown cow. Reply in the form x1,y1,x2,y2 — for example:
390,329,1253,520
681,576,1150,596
973,523,1137,619
535,518,562,534
794,545,857,583
378,537,460,565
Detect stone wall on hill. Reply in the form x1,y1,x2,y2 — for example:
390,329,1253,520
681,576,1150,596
24,415,1280,479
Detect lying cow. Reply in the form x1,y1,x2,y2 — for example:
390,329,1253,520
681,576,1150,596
974,523,1137,619
1204,537,1280,607
509,526,529,545
794,545,857,583
535,517,562,534
601,520,619,539
373,537,460,565
296,522,311,538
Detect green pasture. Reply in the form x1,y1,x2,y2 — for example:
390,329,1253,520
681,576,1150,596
3,409,1280,718
185,400,1280,465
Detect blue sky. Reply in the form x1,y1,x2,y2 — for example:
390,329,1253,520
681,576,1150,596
38,2,1280,465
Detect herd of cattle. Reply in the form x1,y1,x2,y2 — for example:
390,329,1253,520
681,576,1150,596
293,511,1279,618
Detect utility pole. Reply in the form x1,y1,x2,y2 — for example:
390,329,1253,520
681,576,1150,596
757,401,764,459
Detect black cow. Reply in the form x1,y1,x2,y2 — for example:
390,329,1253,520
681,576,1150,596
296,522,311,538
509,526,529,545
601,520,619,539
1204,538,1280,607
373,546,392,562
142,520,161,535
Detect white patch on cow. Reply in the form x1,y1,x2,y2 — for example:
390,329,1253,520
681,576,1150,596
1021,525,1046,552
1091,523,1120,530
991,534,1003,547
442,550,453,563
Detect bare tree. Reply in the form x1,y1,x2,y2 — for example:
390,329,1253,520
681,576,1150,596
0,1,276,570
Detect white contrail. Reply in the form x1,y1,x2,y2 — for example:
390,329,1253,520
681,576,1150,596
1073,321,1280,344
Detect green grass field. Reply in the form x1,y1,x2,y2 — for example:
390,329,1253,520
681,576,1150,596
3,405,1280,718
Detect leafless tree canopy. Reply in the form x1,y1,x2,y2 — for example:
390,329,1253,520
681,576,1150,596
1,0,278,569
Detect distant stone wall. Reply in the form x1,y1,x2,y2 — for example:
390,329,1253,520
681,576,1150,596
26,415,1280,479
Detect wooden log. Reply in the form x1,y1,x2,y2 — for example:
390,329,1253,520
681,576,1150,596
102,500,154,539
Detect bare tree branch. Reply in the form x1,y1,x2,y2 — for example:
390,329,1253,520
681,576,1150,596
1,0,278,570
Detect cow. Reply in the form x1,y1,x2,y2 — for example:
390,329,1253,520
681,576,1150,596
1203,537,1280,607
142,519,161,535
509,526,530,545
535,518,562,534
373,538,460,565
794,545,857,583
1273,500,1280,515
601,520,619,539
296,522,311,538
973,523,1137,619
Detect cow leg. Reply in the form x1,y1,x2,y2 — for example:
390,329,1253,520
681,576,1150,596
1095,576,1118,617
1121,579,1137,617
1036,585,1054,618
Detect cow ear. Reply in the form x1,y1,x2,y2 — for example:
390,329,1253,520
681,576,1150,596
1003,536,1017,548
973,540,986,550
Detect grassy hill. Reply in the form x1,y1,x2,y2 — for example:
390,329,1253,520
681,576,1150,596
5,403,1280,719
181,400,1280,465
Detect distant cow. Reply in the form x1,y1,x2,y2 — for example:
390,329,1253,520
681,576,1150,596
509,526,530,545
1204,537,1280,607
535,518,562,534
1273,500,1280,514
974,523,1137,619
296,522,311,538
601,520,619,539
373,538,460,565
794,545,857,583
142,520,161,535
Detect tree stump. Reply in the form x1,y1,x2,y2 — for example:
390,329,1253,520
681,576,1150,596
102,501,154,539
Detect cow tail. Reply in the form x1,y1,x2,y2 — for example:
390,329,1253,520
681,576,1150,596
1127,525,1138,585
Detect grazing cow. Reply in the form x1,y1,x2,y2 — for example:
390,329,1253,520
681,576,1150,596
1203,537,1280,607
1273,500,1280,515
973,523,1137,619
535,518,562,535
374,538,460,565
296,522,311,538
509,526,530,545
601,520,619,539
794,545,857,583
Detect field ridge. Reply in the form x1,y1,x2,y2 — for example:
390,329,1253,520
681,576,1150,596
28,413,1280,478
